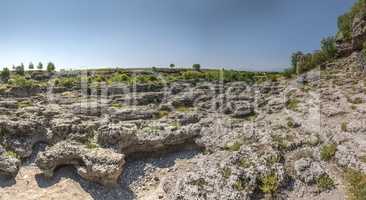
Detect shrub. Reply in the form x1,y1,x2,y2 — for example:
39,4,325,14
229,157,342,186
0,67,10,83
345,169,366,200
233,178,246,191
9,75,37,88
259,173,279,195
55,77,80,88
181,71,204,80
320,144,337,161
4,151,18,159
317,175,335,191
286,98,300,111
109,73,130,83
321,37,337,59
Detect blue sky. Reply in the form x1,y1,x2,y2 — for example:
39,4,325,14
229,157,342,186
0,0,356,71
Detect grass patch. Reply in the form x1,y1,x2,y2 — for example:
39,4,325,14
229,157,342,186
111,102,124,109
233,178,246,191
286,98,300,111
344,169,366,200
175,106,191,113
17,100,33,108
239,158,252,168
259,173,279,195
222,167,232,179
316,175,335,191
156,110,170,119
4,151,18,159
320,144,337,161
224,141,242,152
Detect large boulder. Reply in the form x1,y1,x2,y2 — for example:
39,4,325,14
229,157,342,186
98,122,201,154
36,141,125,186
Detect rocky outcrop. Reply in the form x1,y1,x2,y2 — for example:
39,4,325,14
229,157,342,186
352,14,366,50
36,141,125,186
294,158,325,184
98,122,201,154
0,119,47,158
0,145,21,178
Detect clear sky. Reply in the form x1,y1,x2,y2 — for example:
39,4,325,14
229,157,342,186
0,0,356,71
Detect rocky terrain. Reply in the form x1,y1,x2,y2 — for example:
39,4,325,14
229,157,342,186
0,54,364,200
1,2,366,200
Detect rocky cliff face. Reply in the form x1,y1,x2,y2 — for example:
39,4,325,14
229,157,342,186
337,13,366,57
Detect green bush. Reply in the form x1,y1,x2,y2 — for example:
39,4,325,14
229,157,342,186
54,77,80,88
259,173,279,195
316,175,335,191
0,67,10,83
321,37,337,59
9,75,37,88
4,151,18,159
181,71,205,80
233,178,246,191
109,73,130,83
320,144,337,161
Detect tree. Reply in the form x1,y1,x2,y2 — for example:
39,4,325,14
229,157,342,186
47,62,56,72
169,64,175,69
321,36,337,59
29,62,34,70
291,51,304,73
37,62,43,70
15,64,25,76
192,64,201,71
0,67,10,83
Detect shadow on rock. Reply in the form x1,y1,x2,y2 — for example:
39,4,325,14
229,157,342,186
0,176,16,188
35,165,136,200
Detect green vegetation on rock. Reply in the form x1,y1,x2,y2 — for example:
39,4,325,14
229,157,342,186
316,175,335,191
320,144,337,161
259,173,279,195
345,169,366,200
